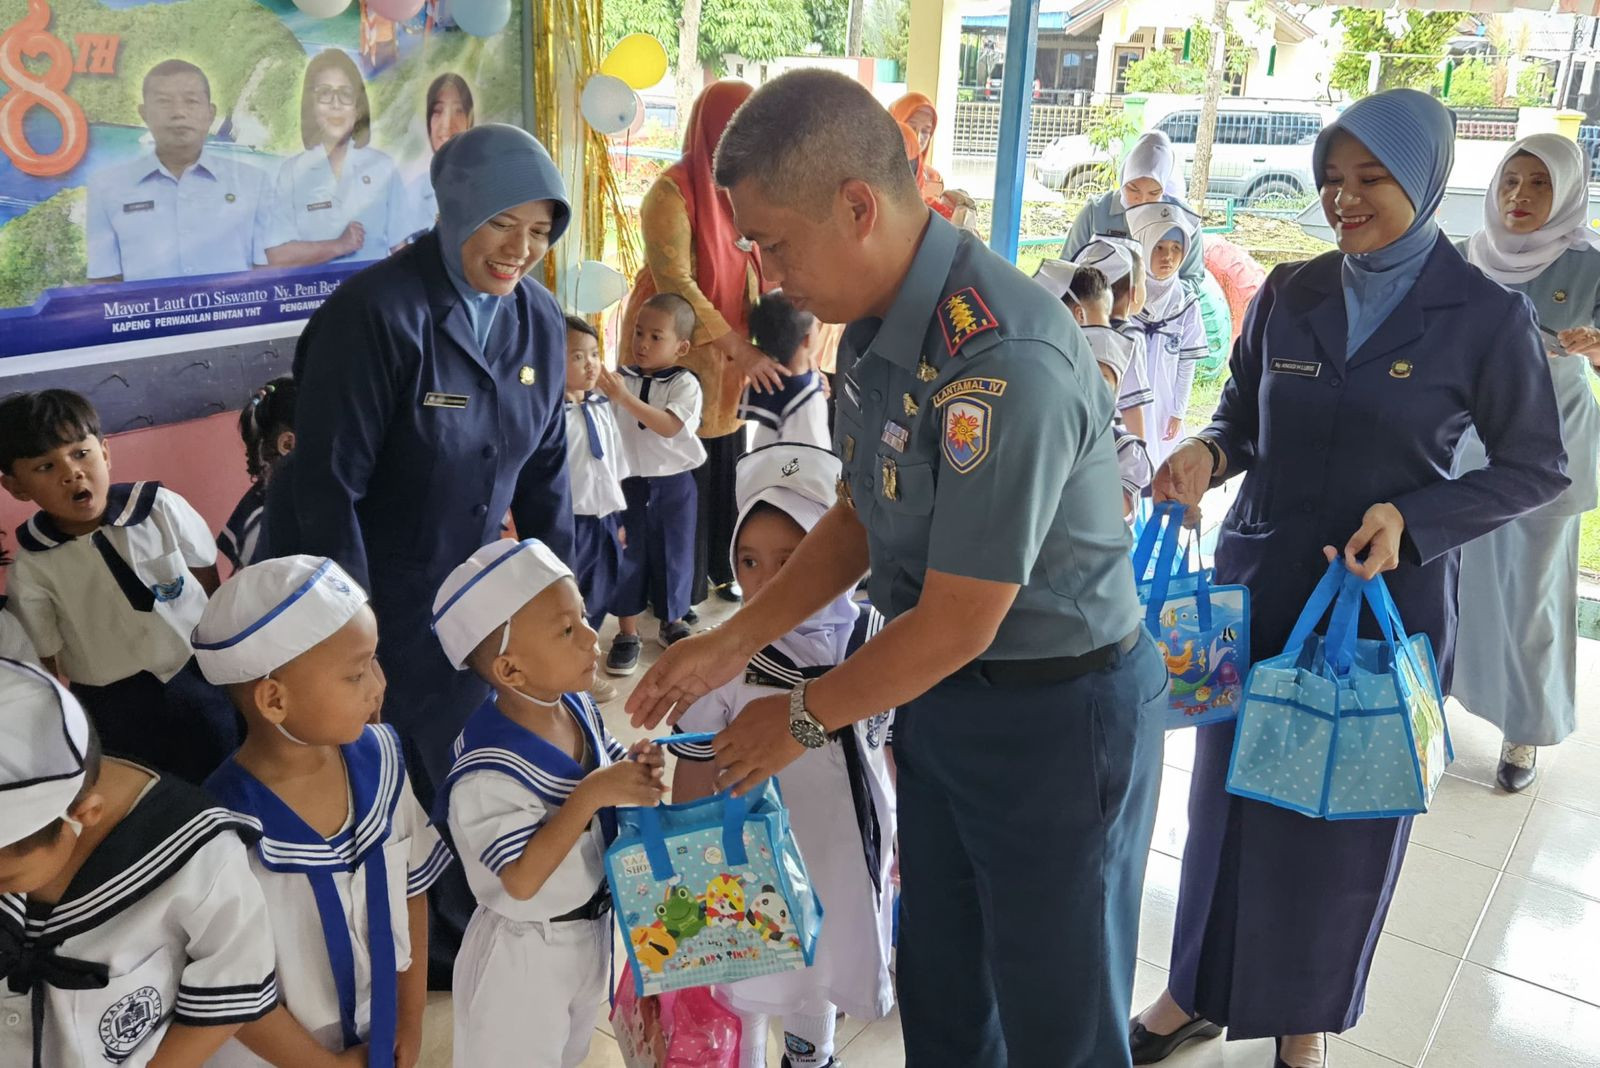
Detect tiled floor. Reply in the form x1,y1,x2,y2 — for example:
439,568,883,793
417,602,1600,1067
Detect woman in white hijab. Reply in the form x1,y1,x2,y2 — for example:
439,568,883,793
1062,130,1206,291
1456,133,1600,791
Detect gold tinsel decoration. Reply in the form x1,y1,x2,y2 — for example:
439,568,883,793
531,0,641,295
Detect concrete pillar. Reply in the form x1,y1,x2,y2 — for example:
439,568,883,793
907,0,964,177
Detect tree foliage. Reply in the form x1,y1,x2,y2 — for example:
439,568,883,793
1121,24,1250,95
809,0,849,56
1330,10,1462,98
863,0,910,67
1439,59,1552,108
605,0,822,70
0,189,86,308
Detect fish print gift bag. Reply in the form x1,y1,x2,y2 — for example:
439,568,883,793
1133,501,1251,729
606,773,823,996
1228,559,1452,819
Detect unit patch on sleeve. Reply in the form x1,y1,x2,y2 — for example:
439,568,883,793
931,376,1008,407
938,288,999,355
942,399,992,474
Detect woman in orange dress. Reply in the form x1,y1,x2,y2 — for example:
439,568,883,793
889,91,973,221
622,80,783,607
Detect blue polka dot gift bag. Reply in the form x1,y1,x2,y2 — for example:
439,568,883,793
1134,502,1252,730
1226,559,1453,820
606,773,823,996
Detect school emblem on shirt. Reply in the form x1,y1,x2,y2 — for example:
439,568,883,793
150,576,185,603
943,398,991,474
519,366,536,386
781,458,800,476
99,986,163,1061
938,288,999,355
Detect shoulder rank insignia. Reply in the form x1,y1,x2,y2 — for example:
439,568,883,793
938,287,999,355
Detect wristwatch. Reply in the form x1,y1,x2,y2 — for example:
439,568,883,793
787,679,828,749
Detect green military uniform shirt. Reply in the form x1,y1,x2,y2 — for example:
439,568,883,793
834,212,1140,659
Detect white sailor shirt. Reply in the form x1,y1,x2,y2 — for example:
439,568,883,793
205,725,451,1065
8,482,215,686
1107,321,1154,412
0,600,39,666
0,771,277,1068
614,367,707,478
564,394,630,518
736,371,831,451
438,695,627,922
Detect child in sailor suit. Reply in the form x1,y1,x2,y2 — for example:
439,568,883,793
669,444,897,1068
737,291,831,450
1125,201,1207,468
562,316,630,635
0,658,278,1068
194,556,449,1068
430,539,667,1068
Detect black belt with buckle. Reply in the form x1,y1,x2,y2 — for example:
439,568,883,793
950,628,1142,688
550,884,612,923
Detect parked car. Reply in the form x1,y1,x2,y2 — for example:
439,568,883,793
984,61,1042,102
1034,99,1336,205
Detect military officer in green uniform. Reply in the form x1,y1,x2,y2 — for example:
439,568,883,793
628,69,1168,1068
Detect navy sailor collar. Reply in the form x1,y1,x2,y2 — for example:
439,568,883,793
564,391,611,410
619,365,689,382
436,693,623,819
205,724,405,874
15,482,161,553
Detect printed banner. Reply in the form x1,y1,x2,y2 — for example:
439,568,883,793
0,0,524,360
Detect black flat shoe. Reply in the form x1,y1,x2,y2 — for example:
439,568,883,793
1497,745,1537,793
714,582,743,603
1129,1016,1221,1064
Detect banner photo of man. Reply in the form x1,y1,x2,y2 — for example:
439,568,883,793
0,0,522,361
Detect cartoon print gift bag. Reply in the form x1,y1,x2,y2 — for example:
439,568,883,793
1134,502,1251,730
607,777,823,996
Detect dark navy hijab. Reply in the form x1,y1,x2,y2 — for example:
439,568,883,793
1312,89,1455,356
430,123,571,349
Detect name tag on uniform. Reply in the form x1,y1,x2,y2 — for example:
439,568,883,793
880,420,909,453
306,200,334,212
122,200,155,214
423,392,469,409
1269,358,1321,378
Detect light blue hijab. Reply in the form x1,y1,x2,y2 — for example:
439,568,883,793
430,123,571,351
1312,89,1455,357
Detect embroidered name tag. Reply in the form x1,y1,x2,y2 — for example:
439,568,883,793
122,200,155,214
423,392,469,409
1269,359,1321,378
306,200,334,212
931,376,1008,407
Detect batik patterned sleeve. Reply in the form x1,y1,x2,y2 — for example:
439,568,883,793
173,833,279,1027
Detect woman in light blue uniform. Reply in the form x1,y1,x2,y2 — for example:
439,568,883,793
266,49,410,267
1454,133,1600,791
1062,130,1206,291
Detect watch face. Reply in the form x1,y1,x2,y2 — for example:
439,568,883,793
788,716,828,749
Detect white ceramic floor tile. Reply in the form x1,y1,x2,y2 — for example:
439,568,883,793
1535,739,1600,819
839,1007,904,1064
1340,935,1459,1066
1439,699,1512,791
1161,1032,1276,1066
419,991,452,1066
1134,957,1171,1012
1150,764,1193,861
1384,843,1500,957
1408,772,1532,869
1421,963,1600,1068
1504,800,1600,902
1138,850,1182,969
1326,1036,1408,1067
1466,873,1600,1006
1165,727,1198,774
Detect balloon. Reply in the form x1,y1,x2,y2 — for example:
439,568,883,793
367,0,424,18
292,0,351,16
452,0,511,36
581,75,638,136
611,92,646,140
600,34,669,91
574,260,629,314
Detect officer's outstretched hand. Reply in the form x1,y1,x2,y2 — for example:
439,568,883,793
627,626,752,730
1152,438,1216,527
713,693,804,798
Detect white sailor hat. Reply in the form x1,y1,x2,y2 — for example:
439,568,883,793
1071,238,1139,286
0,657,91,846
1124,199,1201,261
432,539,573,670
733,443,841,558
1031,258,1079,301
192,556,370,685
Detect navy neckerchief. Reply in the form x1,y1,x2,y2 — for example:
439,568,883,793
567,393,609,460
435,694,623,845
205,726,404,1067
620,366,688,431
15,482,171,613
737,370,822,430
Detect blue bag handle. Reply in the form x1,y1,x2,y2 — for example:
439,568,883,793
1179,531,1214,631
1132,501,1184,585
1323,565,1369,675
633,790,752,883
1280,557,1351,657
1138,503,1187,632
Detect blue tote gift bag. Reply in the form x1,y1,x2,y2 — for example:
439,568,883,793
1134,502,1251,729
606,773,823,996
1227,560,1452,820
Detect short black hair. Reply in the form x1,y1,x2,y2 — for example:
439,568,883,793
142,59,210,102
1068,266,1110,307
641,292,697,342
564,314,599,342
714,69,922,217
748,290,815,367
1109,247,1145,306
1,718,102,855
238,377,297,483
0,390,103,476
